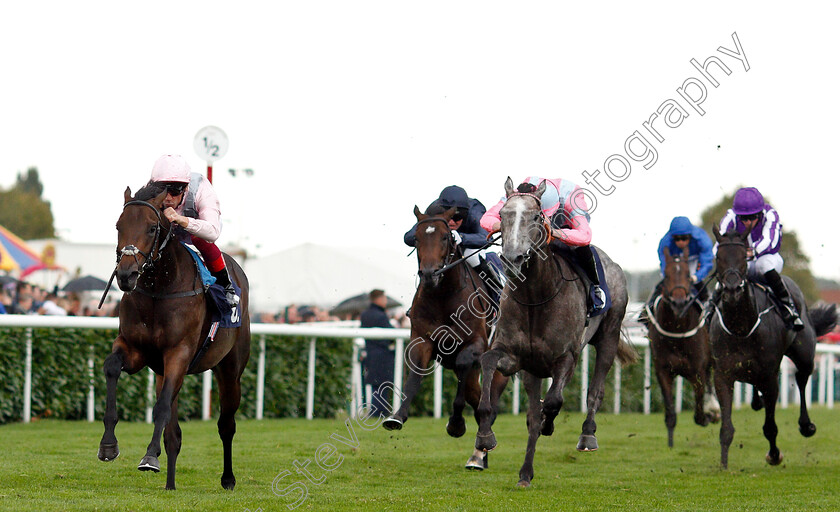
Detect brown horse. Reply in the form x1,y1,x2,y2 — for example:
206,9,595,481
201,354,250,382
97,183,251,490
711,225,835,468
383,205,508,470
474,178,636,487
648,246,719,448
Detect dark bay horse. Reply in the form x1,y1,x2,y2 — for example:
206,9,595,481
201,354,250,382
474,178,636,487
648,246,719,448
711,225,835,468
97,184,251,490
383,206,508,470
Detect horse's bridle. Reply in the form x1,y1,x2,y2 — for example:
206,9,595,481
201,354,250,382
416,216,460,275
715,240,748,293
503,192,554,248
117,200,174,276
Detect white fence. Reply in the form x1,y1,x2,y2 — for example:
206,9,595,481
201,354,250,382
2,314,839,424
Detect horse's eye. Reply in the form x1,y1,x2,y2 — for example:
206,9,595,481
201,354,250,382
534,215,541,222
148,226,156,236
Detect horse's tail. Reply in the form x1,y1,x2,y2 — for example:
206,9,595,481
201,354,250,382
808,302,837,338
616,325,639,367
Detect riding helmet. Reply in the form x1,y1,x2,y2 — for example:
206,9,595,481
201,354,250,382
151,154,191,184
732,187,765,215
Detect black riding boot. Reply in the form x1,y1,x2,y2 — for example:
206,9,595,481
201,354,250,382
574,246,606,315
637,280,664,328
212,267,240,306
763,269,804,331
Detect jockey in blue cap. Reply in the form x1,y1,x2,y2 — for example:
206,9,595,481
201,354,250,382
713,187,803,331
638,216,713,327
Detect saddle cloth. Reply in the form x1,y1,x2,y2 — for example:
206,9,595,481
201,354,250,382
549,243,612,317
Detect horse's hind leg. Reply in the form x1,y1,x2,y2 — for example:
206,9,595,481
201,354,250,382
760,383,783,465
788,340,817,437
578,333,619,452
517,372,543,488
98,350,125,462
215,359,244,490
703,365,721,423
447,346,481,438
714,371,735,469
163,394,183,491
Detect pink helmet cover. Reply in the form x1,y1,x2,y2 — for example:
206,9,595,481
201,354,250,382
150,154,191,183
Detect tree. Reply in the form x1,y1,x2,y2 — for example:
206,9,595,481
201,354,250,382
0,167,55,239
700,189,818,303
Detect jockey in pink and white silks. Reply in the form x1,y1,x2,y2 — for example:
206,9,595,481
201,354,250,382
714,186,803,330
149,154,239,306
481,176,606,315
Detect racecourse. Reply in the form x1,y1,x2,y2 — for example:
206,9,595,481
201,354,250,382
2,408,840,511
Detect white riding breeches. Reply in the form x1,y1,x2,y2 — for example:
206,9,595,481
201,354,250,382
748,252,783,278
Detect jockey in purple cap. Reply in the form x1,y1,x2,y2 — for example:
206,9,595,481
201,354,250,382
713,187,803,330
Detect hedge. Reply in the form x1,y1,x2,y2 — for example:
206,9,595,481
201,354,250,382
0,326,683,425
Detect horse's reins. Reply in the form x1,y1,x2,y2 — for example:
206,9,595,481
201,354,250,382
712,238,777,337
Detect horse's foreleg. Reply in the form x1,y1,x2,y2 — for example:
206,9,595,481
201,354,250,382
578,336,618,452
447,346,480,438
214,359,243,490
383,340,432,431
517,372,543,488
541,353,576,437
474,349,505,452
98,349,125,462
761,384,782,465
714,371,735,469
654,365,677,448
703,364,721,424
140,352,188,490
690,373,710,428
163,395,182,490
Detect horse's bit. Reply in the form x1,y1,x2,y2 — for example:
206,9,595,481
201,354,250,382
117,200,174,276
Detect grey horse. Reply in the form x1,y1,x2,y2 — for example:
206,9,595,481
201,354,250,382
474,177,637,487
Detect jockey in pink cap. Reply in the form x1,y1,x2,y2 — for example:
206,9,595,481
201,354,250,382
149,154,239,305
714,186,802,330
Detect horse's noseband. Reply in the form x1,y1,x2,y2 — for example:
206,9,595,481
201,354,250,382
118,200,174,275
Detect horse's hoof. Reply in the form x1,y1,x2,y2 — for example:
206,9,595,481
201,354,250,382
138,455,161,472
446,417,466,438
516,480,531,488
751,395,764,411
221,475,236,490
475,432,497,452
540,419,555,437
800,422,817,438
576,434,599,452
465,451,488,470
98,443,120,462
382,416,403,431
766,452,784,466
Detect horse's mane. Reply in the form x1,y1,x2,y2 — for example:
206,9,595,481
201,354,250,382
133,181,167,202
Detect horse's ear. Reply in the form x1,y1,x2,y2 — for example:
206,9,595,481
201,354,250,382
663,246,671,259
534,180,547,199
504,177,515,198
443,207,457,220
682,245,689,259
414,205,427,221
712,223,722,242
124,187,132,204
150,189,168,208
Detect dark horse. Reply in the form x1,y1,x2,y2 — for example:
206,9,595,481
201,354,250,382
97,183,251,490
648,246,720,448
383,205,508,470
711,225,835,468
474,178,636,487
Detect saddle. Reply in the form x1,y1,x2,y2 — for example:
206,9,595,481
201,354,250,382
548,243,612,318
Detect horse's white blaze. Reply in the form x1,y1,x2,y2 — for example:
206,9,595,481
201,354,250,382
425,226,435,234
509,199,527,249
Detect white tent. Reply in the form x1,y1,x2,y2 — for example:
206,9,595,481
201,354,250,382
243,243,418,313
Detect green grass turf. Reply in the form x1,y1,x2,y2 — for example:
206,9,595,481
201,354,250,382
2,407,840,511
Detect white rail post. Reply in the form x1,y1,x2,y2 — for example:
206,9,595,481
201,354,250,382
580,345,589,413
202,370,212,420
806,368,813,409
512,373,520,415
351,339,364,416
744,383,753,407
780,357,790,408
393,338,404,413
87,345,95,422
256,335,266,420
675,376,683,413
146,368,154,424
819,354,828,406
643,345,651,415
433,364,443,419
23,328,32,424
734,382,742,409
613,363,621,414
829,355,836,409
306,338,316,420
